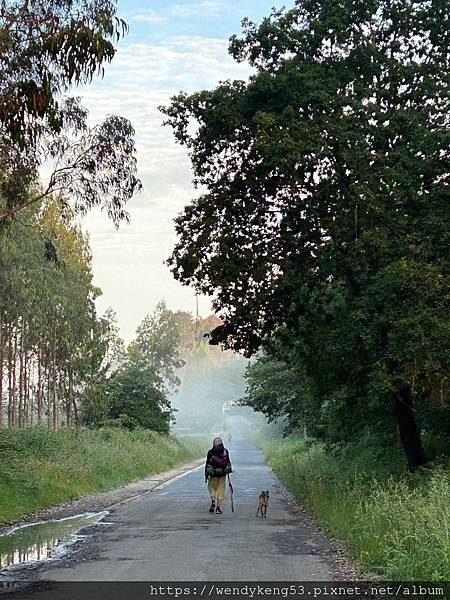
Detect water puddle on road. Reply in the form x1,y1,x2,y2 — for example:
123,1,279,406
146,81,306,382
0,511,108,570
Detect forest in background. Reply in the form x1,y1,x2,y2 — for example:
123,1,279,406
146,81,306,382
0,199,244,432
0,0,246,435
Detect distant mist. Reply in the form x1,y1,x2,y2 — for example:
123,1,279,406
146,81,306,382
170,341,248,434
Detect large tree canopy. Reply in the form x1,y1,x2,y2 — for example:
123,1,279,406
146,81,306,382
162,0,450,469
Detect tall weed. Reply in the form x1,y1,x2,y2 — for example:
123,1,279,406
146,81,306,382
0,428,208,525
265,438,450,580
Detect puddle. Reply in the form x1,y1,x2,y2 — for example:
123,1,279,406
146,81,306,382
0,512,108,570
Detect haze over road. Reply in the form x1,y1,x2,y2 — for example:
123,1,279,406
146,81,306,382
32,438,336,581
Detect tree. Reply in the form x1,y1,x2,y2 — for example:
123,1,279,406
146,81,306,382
106,350,173,433
241,354,308,433
0,0,142,228
0,198,115,428
133,301,184,392
78,308,124,428
0,0,126,147
162,0,450,469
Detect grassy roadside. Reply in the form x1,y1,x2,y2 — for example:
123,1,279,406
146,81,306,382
262,437,450,580
0,427,208,526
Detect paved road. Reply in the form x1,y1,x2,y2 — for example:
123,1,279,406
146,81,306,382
39,437,335,581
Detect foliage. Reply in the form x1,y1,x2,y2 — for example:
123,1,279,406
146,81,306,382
0,0,126,147
0,427,208,525
0,200,120,428
242,355,311,432
264,436,450,580
0,205,188,433
82,303,221,432
106,350,173,433
0,0,142,227
162,0,450,467
133,300,185,392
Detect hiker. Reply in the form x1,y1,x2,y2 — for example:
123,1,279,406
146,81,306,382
205,436,232,514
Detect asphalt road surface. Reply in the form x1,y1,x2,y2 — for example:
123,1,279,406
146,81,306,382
37,437,335,581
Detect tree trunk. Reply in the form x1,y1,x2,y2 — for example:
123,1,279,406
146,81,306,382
24,353,31,425
394,385,427,471
10,326,18,427
37,346,43,424
72,395,80,427
0,312,3,428
66,367,74,428
52,322,58,429
47,368,52,428
28,359,33,426
8,323,13,427
18,318,24,427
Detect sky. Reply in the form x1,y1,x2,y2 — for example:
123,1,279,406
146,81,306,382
76,0,289,342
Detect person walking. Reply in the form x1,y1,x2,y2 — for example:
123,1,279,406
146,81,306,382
205,436,232,514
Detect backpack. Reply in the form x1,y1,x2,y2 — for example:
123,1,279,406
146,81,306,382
206,464,232,477
207,449,232,477
211,454,228,468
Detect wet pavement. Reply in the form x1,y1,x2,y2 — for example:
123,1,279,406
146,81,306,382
11,437,337,581
0,513,108,570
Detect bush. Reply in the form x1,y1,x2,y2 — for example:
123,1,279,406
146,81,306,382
106,358,173,433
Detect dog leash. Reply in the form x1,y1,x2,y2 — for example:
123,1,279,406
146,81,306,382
227,474,234,513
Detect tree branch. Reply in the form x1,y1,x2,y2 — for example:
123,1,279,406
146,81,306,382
0,187,52,221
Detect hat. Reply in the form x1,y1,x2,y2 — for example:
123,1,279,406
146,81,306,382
213,436,223,447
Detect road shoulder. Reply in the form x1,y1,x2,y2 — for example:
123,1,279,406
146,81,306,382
0,458,204,535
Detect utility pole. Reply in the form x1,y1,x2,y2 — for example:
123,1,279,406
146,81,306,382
195,291,199,341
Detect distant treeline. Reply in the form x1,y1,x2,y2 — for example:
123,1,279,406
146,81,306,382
0,202,241,431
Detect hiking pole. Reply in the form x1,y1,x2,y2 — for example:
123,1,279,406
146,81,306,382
228,474,235,513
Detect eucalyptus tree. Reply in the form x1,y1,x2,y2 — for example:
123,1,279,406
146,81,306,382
0,0,142,229
134,301,185,392
0,199,114,428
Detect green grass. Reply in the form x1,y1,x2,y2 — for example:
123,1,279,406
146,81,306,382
0,427,209,526
264,437,450,580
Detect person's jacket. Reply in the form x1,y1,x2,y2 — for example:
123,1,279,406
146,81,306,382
205,445,231,478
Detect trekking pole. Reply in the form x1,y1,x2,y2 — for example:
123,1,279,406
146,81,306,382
228,474,235,513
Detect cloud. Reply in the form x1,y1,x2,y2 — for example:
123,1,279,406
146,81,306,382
75,34,252,340
168,0,241,18
80,35,251,206
84,37,249,94
130,1,242,25
130,9,167,25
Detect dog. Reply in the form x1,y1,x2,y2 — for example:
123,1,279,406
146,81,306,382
256,490,269,518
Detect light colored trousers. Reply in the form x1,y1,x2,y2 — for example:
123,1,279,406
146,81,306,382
208,476,226,501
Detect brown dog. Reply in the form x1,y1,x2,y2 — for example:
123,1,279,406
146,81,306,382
256,490,269,518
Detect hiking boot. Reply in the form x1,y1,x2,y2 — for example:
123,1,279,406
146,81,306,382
215,506,223,514
209,501,215,513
